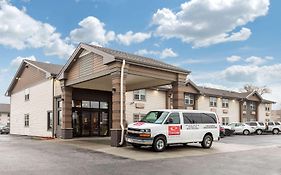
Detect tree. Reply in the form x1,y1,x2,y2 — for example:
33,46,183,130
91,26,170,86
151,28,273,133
240,84,271,95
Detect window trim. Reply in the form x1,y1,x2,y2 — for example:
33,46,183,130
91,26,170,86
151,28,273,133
209,97,217,107
24,88,30,101
24,114,29,127
222,98,229,108
184,93,194,106
133,89,146,101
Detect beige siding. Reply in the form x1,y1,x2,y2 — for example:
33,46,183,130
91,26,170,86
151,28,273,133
0,113,9,126
54,80,62,97
10,80,53,137
258,103,271,122
197,96,240,123
67,52,108,81
125,90,166,124
12,65,46,94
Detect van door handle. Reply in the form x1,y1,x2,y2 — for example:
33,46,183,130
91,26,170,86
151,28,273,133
180,125,182,129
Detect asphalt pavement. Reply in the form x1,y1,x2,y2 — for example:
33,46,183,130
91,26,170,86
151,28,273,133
0,134,281,175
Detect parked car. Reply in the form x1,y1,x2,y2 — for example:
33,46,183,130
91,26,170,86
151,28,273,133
126,110,220,152
245,121,266,135
0,125,9,134
228,122,255,135
265,121,281,134
221,125,235,136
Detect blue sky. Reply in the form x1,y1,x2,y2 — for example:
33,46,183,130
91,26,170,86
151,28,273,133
0,0,280,108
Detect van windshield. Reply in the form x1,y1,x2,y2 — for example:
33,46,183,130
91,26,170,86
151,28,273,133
140,111,169,124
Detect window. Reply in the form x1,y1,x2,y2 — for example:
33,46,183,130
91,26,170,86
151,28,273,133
185,94,194,105
82,101,91,108
222,98,229,108
24,88,30,101
47,111,53,130
133,89,146,101
265,104,270,111
165,113,180,124
275,122,280,125
183,113,201,124
72,100,81,108
24,114,29,127
100,102,108,109
250,102,256,110
57,100,62,126
209,97,217,107
222,117,229,125
201,113,217,123
91,101,99,108
243,102,247,110
140,111,169,124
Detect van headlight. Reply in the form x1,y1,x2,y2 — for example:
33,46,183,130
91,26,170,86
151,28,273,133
140,129,151,133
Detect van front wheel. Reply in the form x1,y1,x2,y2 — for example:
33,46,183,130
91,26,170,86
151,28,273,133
153,136,166,152
201,135,213,149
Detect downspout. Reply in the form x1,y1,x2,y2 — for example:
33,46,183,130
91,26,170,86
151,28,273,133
52,77,55,138
119,60,126,146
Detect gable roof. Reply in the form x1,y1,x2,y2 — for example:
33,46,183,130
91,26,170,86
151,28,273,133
58,43,190,79
5,60,63,96
0,103,10,113
186,79,201,93
198,86,242,99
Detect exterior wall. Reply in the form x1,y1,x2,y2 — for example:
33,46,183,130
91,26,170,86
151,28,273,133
197,96,240,124
258,103,272,122
0,113,10,126
54,79,62,97
125,89,166,124
10,80,53,137
271,110,281,121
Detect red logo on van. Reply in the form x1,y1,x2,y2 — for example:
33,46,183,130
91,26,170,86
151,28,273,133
168,126,180,135
134,122,144,126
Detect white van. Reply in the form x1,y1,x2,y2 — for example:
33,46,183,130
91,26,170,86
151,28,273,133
126,110,220,152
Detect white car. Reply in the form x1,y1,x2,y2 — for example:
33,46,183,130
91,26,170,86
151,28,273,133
266,121,281,134
126,110,220,152
228,122,255,135
245,121,266,135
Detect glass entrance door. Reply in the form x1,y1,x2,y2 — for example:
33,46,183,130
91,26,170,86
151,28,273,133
91,112,99,136
100,111,109,136
82,112,91,136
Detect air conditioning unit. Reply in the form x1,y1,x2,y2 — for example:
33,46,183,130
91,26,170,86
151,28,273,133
243,111,246,115
266,112,270,116
251,111,256,115
223,109,228,114
210,108,217,112
135,103,145,109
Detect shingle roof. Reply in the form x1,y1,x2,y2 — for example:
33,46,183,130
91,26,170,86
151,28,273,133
26,60,63,75
0,104,10,113
86,44,190,73
198,86,242,98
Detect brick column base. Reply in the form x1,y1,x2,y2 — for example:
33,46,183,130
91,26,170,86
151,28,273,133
61,128,73,139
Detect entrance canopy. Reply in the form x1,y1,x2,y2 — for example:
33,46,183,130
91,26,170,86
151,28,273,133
57,43,190,146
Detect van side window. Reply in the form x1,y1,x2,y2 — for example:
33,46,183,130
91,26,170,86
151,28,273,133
165,113,180,124
201,113,217,123
183,113,202,124
183,113,192,124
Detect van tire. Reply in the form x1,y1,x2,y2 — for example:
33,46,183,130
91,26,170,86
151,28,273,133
243,130,250,135
272,128,279,135
201,135,213,149
153,136,166,152
256,129,262,135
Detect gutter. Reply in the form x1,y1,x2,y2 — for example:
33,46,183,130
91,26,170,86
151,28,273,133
119,60,126,146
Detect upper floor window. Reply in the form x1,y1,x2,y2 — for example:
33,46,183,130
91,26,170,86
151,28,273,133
24,114,29,127
133,89,146,101
243,102,247,110
222,98,229,108
185,94,194,105
24,88,30,101
250,102,256,110
265,104,270,111
209,97,217,107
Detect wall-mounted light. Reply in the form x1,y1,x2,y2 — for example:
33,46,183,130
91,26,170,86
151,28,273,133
112,87,116,93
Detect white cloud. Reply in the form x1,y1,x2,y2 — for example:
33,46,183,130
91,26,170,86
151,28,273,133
0,1,74,58
226,55,241,62
10,55,36,67
135,48,177,59
117,31,151,46
245,56,266,65
152,0,269,47
70,16,115,46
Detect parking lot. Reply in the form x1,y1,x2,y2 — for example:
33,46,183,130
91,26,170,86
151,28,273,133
1,134,281,175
